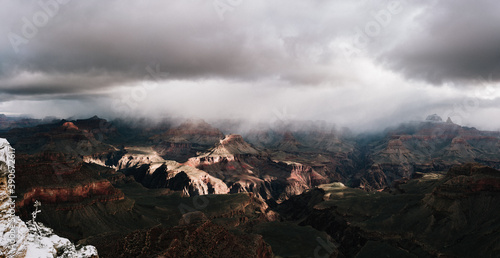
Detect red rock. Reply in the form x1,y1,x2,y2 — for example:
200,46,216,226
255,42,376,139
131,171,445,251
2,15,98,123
61,122,79,131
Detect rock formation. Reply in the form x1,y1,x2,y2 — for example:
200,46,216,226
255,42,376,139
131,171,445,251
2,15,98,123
188,134,330,201
117,146,229,196
426,114,443,122
2,115,500,256
356,118,500,189
278,164,500,257
0,138,98,257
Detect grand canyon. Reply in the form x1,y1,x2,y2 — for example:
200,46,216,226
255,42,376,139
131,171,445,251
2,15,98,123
1,114,499,257
2,1,500,257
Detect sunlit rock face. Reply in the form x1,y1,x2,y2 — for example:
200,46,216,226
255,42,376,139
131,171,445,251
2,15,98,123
13,152,126,214
186,134,330,201
0,138,98,257
120,134,330,202
117,146,229,196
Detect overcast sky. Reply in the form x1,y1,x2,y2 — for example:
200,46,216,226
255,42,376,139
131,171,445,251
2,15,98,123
1,0,499,131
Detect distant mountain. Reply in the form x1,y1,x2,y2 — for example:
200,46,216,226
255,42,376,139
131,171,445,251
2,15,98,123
0,114,51,132
354,118,500,190
425,113,443,122
206,134,260,156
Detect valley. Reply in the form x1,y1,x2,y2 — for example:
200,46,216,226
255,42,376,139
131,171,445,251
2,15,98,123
1,114,499,257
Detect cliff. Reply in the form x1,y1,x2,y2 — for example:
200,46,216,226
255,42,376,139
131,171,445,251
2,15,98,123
0,138,98,257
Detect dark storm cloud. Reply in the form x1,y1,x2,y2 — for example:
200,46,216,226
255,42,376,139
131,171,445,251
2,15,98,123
0,71,130,96
378,0,500,84
1,0,499,131
1,0,499,99
1,0,349,97
2,0,396,98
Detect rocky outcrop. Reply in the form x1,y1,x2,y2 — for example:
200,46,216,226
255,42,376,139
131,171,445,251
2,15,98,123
83,149,125,168
13,151,126,215
1,211,99,257
117,147,164,170
0,138,98,257
245,127,357,193
209,134,260,156
61,121,79,131
381,138,410,155
17,180,125,211
442,136,476,160
281,162,329,198
278,164,500,257
358,118,500,190
117,147,229,196
72,116,119,142
186,135,331,201
427,163,500,199
426,114,443,122
356,164,388,191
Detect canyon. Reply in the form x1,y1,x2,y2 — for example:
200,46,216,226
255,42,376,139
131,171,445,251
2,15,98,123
1,114,499,257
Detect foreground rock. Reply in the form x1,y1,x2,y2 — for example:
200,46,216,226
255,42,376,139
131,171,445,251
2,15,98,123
0,138,98,257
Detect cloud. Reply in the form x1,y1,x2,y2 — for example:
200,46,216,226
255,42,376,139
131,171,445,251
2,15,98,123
0,1,397,95
377,0,500,84
0,0,499,131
